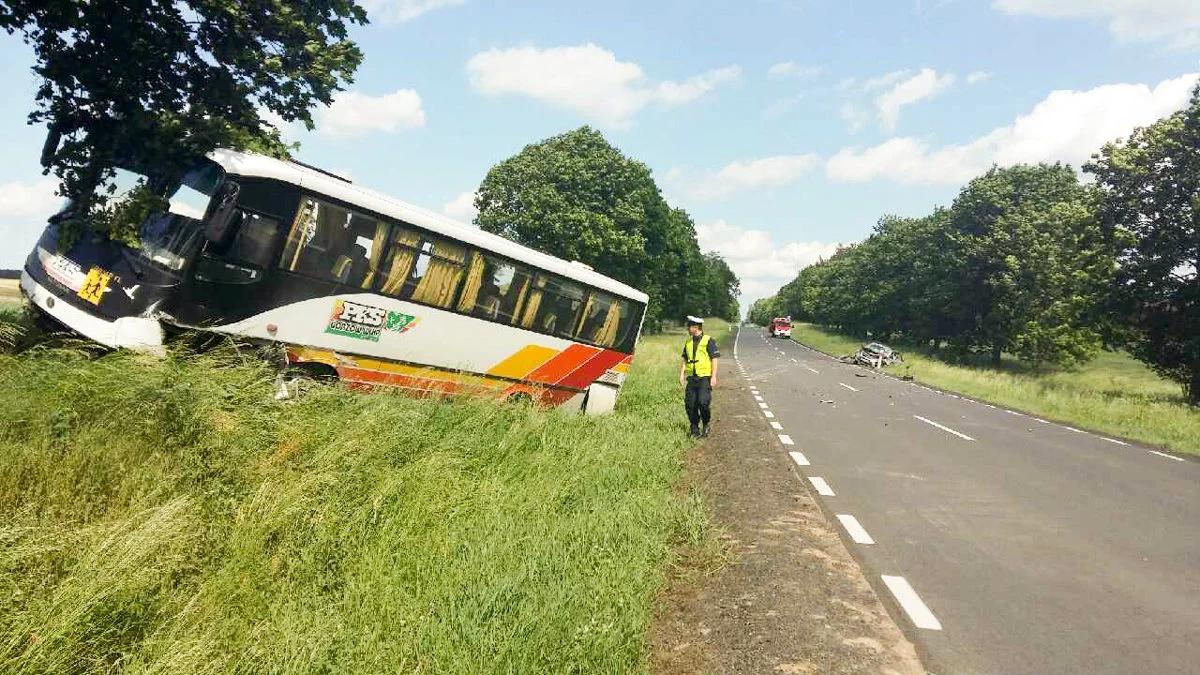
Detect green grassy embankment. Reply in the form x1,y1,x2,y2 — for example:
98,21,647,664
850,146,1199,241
0,279,21,312
0,312,726,673
789,322,1200,457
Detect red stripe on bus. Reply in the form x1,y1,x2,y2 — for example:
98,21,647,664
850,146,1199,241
555,349,629,389
524,343,601,386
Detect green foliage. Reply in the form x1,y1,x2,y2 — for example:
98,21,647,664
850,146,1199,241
0,0,367,245
0,329,712,673
766,164,1115,369
1085,85,1200,403
475,127,738,327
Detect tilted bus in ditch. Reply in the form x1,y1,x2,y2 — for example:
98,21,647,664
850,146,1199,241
20,150,648,414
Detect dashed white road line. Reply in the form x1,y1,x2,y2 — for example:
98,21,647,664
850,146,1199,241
881,575,942,630
764,410,775,418
778,434,795,446
809,477,836,496
839,382,860,392
913,415,976,441
803,365,819,374
770,421,783,430
758,402,769,409
1063,426,1086,434
1148,450,1184,462
1101,437,1130,446
754,395,764,401
788,450,810,466
836,514,875,544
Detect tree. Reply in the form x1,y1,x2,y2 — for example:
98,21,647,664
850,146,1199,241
1085,85,1200,402
475,126,713,327
0,0,367,245
944,164,1112,367
695,252,739,321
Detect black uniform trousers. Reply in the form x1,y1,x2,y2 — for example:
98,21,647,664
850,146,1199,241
684,375,712,428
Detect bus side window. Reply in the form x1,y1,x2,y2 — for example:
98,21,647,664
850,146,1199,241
280,197,383,287
529,275,584,339
574,291,624,347
194,212,280,284
457,253,532,324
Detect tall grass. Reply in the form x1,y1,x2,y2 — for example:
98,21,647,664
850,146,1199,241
0,323,716,673
790,322,1200,456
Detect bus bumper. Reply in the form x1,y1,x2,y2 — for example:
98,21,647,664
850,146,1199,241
20,270,165,354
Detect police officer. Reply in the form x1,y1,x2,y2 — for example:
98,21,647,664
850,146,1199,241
680,315,720,437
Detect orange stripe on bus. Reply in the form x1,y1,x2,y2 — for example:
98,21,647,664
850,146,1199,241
486,344,560,380
556,349,629,389
525,343,601,385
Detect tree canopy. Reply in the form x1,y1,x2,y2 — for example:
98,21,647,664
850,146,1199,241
0,0,367,244
1085,85,1200,402
475,127,739,326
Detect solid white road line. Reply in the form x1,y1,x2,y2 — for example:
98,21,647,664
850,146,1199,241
913,415,976,441
881,575,943,631
836,514,875,545
770,421,783,430
788,450,810,466
804,365,820,374
1102,437,1130,446
839,382,859,392
1149,450,1184,462
809,477,835,496
764,411,775,418
778,434,795,445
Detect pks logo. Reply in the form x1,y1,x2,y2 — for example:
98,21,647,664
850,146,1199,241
326,299,418,342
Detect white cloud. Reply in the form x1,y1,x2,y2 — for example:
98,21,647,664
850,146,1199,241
767,61,823,79
966,70,993,85
442,190,478,223
466,44,740,128
316,89,426,139
827,72,1199,184
840,102,870,131
861,69,913,92
696,220,842,305
0,177,62,268
670,154,821,201
875,68,955,130
994,0,1200,50
360,0,465,23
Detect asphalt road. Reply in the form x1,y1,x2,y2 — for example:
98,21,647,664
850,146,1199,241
732,326,1200,675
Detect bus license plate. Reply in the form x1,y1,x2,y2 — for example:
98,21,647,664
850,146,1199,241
78,267,113,305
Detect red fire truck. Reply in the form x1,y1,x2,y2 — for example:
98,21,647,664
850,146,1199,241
768,316,792,338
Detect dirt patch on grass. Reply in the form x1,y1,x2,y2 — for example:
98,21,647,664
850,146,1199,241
649,367,925,675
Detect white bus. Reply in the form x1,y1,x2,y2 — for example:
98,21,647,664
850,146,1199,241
20,150,648,414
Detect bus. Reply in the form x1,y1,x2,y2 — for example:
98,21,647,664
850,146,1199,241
19,150,649,414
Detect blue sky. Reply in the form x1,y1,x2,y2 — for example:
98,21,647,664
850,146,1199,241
2,0,1198,307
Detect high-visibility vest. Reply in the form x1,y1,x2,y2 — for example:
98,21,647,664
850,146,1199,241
683,334,713,377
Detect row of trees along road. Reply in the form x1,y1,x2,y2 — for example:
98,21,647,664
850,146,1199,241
751,85,1200,403
1,5,739,329
474,127,740,329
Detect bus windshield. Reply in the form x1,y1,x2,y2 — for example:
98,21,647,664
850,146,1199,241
136,161,224,271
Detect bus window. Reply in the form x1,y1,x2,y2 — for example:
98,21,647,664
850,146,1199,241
280,197,387,288
525,275,584,338
194,212,280,284
575,291,627,347
457,253,533,324
376,227,466,309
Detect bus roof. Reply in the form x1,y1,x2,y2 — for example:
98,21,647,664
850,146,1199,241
208,149,650,304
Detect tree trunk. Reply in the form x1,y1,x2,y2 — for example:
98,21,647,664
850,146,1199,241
1190,363,1200,406
991,344,1002,367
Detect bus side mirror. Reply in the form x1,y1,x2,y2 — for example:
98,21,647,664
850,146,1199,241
204,181,242,246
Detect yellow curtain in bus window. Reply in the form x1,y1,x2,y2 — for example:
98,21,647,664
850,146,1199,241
380,229,421,295
77,267,113,305
596,301,622,346
456,253,486,312
411,241,466,307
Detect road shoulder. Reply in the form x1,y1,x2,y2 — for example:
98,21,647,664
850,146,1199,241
649,366,925,675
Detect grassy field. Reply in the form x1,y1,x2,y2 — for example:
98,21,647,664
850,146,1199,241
0,312,726,673
0,279,21,312
788,322,1200,457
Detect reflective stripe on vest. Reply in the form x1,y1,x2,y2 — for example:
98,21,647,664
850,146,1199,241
684,334,713,377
